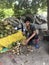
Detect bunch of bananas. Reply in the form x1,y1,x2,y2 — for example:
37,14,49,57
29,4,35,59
0,21,26,52
0,21,16,38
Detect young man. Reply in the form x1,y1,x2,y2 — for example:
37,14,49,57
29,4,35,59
23,17,39,48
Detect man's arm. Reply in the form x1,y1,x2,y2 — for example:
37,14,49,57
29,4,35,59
28,31,36,41
25,31,36,44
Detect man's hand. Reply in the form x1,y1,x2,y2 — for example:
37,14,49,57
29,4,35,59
24,39,29,44
23,31,36,45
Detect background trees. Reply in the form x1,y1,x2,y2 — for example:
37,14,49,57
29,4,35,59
0,0,47,19
13,0,47,17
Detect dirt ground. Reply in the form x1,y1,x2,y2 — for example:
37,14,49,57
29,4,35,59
0,39,49,65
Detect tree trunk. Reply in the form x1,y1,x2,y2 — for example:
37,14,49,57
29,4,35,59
47,0,49,30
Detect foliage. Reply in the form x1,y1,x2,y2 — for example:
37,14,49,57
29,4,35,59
4,8,14,17
13,0,47,17
0,0,47,19
0,0,16,9
0,9,5,20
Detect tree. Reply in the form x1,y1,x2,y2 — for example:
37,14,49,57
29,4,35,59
47,0,49,30
0,0,15,9
0,0,47,19
13,0,47,16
